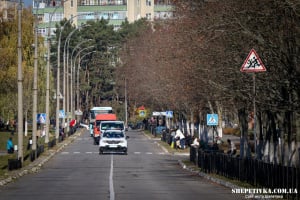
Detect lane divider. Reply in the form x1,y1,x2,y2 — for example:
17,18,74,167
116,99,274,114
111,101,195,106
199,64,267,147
109,154,115,200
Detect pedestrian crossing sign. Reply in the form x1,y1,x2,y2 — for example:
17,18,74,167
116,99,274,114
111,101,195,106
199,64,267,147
240,49,266,72
37,113,46,124
59,110,65,118
207,114,218,126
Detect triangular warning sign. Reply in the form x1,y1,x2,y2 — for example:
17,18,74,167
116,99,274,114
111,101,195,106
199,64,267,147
208,117,216,123
240,49,266,72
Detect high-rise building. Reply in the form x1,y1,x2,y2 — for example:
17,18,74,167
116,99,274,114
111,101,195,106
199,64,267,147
33,0,172,38
0,0,18,22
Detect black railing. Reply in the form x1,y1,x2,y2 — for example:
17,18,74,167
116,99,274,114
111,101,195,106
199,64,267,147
190,147,299,199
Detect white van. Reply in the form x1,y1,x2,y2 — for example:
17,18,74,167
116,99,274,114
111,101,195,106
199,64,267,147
99,121,125,133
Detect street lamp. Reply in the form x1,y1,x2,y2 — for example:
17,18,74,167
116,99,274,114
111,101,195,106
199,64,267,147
55,14,89,139
70,42,93,119
45,0,69,145
63,24,90,130
55,19,75,140
17,0,23,162
76,51,96,111
32,0,39,156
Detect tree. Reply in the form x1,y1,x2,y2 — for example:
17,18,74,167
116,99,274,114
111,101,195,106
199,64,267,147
115,0,300,165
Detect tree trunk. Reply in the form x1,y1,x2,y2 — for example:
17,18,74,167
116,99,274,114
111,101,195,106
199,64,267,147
238,108,249,158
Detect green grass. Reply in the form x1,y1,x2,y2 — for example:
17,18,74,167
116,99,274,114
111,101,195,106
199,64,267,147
0,128,55,178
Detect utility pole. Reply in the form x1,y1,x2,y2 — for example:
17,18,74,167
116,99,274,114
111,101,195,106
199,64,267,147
125,78,128,128
17,0,23,162
32,0,39,157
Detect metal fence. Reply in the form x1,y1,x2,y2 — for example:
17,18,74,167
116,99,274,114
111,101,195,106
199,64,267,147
190,147,299,199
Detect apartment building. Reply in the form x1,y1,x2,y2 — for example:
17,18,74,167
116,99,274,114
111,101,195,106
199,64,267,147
0,0,18,22
33,0,172,38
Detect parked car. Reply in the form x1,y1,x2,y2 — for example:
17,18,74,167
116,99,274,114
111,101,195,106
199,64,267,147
99,130,128,155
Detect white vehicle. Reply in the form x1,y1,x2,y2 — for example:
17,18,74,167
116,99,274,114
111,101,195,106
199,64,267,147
89,106,113,136
99,130,128,154
100,121,125,132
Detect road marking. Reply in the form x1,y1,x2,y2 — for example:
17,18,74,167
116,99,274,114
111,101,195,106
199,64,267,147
110,155,115,200
61,151,171,155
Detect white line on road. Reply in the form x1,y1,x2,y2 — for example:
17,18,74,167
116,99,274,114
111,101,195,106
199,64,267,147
110,155,115,200
73,152,80,154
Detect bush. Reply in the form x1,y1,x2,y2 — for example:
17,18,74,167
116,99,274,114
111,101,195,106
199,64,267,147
222,128,240,136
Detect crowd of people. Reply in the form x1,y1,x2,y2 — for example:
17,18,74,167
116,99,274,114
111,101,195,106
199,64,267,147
159,125,237,156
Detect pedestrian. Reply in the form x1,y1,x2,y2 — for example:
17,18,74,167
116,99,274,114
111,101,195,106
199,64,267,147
227,139,237,155
191,136,199,148
175,126,185,149
6,137,14,154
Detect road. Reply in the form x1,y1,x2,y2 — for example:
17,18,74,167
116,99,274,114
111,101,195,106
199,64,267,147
0,129,243,200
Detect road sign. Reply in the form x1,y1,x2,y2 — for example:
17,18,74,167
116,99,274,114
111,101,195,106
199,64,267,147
240,49,266,72
59,110,65,118
207,114,218,126
37,113,46,124
166,111,173,118
75,110,83,116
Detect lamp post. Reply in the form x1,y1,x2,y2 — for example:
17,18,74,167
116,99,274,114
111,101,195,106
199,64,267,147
55,19,75,140
70,42,93,119
32,0,39,156
17,0,23,162
45,1,68,145
125,78,128,129
63,25,89,130
76,51,96,111
55,14,88,139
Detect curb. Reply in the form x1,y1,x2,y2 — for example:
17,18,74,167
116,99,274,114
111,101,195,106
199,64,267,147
142,130,239,190
178,160,238,189
0,129,84,186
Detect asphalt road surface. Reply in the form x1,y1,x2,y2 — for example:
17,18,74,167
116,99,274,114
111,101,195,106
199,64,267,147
0,129,243,200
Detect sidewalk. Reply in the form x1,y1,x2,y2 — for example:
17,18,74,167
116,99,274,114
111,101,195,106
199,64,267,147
0,129,84,186
145,130,241,190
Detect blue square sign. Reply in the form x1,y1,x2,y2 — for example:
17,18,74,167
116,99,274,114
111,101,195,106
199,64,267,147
207,114,218,126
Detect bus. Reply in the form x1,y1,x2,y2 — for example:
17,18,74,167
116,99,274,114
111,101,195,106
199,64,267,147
89,107,113,136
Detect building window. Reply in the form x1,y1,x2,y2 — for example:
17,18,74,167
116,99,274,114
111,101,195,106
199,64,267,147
146,0,151,6
71,0,74,7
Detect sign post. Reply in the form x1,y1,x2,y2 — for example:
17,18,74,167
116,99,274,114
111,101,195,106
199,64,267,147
207,114,218,143
240,49,266,158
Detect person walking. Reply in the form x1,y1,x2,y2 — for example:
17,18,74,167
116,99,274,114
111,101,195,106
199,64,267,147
227,139,237,155
6,137,14,154
175,127,185,149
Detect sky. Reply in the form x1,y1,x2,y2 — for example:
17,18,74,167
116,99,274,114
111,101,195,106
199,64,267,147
24,0,32,7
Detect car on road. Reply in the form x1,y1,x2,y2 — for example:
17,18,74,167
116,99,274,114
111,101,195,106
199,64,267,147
99,130,128,154
93,114,117,145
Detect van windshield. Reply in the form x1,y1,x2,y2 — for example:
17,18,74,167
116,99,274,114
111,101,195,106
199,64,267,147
103,132,124,138
101,122,124,130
